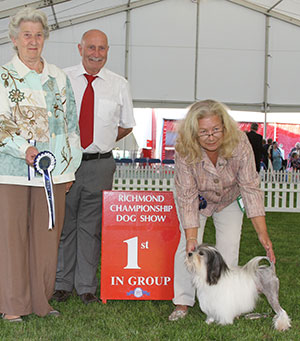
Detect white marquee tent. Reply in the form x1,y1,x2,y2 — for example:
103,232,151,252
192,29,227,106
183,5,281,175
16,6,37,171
1,0,300,155
1,0,300,112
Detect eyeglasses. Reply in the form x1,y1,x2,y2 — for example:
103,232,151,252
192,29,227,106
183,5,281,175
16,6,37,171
198,127,224,139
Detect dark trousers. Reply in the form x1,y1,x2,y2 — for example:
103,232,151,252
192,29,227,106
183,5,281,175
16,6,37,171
55,157,116,295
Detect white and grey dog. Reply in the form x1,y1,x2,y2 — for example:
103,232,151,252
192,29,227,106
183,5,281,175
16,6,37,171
185,244,291,331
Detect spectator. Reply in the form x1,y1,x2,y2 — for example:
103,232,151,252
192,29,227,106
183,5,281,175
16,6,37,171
52,29,135,305
279,144,287,170
288,142,300,168
0,7,81,321
246,122,264,173
262,138,273,170
269,141,283,171
290,152,300,171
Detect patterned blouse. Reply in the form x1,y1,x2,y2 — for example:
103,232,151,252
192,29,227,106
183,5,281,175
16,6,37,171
175,132,265,229
0,54,82,186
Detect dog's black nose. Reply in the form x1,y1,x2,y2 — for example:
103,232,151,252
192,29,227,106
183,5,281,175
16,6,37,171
188,252,193,257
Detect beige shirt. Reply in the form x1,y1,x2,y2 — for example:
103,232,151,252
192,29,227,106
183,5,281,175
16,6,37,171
175,132,264,229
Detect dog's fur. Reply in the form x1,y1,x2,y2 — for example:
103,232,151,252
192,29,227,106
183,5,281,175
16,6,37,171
185,244,291,331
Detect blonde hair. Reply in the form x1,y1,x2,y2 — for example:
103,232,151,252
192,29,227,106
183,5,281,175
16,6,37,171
175,99,241,163
9,7,49,50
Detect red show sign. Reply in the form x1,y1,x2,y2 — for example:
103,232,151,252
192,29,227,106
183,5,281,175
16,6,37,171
100,190,180,303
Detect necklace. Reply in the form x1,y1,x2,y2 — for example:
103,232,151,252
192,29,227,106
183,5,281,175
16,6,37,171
38,60,44,74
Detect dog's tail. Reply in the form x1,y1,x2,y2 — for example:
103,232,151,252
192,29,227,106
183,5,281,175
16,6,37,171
242,256,273,275
244,257,291,331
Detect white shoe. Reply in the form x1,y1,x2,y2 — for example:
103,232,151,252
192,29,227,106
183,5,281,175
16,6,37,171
168,308,188,321
1,313,23,323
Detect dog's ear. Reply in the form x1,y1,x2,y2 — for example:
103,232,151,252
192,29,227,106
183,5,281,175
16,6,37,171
206,250,228,285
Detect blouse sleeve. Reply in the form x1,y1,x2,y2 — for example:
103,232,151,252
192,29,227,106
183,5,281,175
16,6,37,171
0,81,31,159
174,152,200,229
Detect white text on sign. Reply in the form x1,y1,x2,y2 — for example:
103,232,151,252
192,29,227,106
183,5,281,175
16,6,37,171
116,215,167,222
111,276,171,286
123,236,149,269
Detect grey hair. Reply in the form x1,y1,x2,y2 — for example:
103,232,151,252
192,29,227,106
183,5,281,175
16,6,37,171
9,7,49,49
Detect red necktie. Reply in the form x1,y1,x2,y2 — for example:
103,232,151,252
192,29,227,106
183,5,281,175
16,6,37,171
79,74,97,149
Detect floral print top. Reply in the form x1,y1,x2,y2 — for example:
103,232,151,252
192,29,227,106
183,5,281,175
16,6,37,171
0,54,82,186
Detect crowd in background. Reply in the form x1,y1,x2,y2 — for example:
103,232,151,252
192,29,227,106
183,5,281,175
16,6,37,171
263,140,300,172
245,123,300,173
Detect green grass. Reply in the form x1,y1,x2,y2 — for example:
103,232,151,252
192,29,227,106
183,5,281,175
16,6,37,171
1,212,299,340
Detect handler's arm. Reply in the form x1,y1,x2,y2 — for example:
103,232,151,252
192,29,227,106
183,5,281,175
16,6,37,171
116,127,133,141
251,215,275,263
184,227,198,253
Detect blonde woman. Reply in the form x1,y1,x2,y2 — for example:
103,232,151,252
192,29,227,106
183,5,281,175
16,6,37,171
169,100,275,321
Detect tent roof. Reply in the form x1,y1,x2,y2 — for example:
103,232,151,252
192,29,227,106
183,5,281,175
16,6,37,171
229,0,300,24
1,0,300,31
1,0,300,112
0,0,163,43
1,1,300,37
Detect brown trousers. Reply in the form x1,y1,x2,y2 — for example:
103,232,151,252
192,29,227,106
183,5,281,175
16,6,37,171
0,183,65,317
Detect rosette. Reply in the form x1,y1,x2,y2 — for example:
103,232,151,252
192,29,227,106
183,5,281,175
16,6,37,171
198,195,207,210
34,151,56,230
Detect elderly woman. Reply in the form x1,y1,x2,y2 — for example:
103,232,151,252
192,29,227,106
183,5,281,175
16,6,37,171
0,8,81,321
169,100,275,321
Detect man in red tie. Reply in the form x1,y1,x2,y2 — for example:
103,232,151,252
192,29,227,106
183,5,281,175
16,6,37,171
52,29,135,304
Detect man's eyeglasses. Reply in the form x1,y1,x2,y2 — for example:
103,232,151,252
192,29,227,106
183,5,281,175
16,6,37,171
198,127,224,139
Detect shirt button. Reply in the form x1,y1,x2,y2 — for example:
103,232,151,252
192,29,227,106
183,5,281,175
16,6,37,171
216,192,221,196
48,111,52,117
52,133,56,138
214,179,219,183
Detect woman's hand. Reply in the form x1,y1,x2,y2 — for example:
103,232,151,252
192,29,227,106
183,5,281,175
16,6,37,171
257,230,275,263
251,216,276,263
65,181,74,193
186,238,198,253
25,146,39,166
185,227,198,253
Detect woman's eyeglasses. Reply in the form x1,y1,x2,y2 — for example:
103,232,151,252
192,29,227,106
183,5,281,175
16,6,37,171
198,127,223,139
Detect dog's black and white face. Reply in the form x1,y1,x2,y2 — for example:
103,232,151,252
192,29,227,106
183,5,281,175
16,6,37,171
185,244,229,285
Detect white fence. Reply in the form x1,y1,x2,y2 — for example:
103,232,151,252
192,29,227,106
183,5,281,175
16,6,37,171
113,165,300,213
113,164,174,191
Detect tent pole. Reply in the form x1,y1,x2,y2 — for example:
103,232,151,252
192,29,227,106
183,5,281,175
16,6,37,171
194,0,200,101
263,15,270,139
124,1,131,80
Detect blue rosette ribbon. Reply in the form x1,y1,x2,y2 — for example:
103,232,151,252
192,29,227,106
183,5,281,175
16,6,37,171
34,151,56,230
198,195,207,210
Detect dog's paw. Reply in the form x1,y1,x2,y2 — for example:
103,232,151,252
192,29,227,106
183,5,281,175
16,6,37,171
205,317,215,324
273,311,291,331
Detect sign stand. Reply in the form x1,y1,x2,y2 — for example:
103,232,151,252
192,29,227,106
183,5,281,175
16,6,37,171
101,190,180,303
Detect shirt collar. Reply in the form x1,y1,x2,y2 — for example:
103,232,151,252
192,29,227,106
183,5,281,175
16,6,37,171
75,63,108,80
12,54,57,81
201,148,227,170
